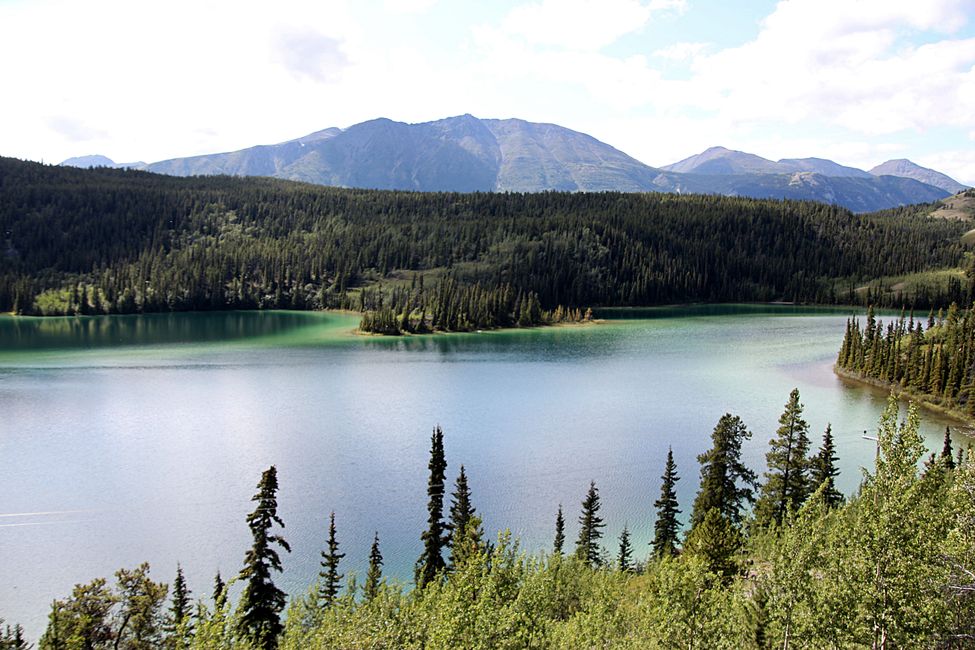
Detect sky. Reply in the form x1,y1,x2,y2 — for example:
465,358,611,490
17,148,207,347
1,0,974,184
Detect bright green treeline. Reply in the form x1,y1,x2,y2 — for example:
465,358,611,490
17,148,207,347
838,303,975,419
1,158,971,324
23,392,975,649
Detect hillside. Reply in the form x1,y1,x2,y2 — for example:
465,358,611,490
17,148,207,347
2,157,971,321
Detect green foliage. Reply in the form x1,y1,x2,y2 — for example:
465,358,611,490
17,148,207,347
165,564,193,649
553,505,565,556
447,465,478,570
651,448,681,559
237,466,291,650
318,512,344,608
755,388,813,528
3,157,971,319
574,481,605,567
690,414,758,528
363,532,384,602
417,426,448,589
809,423,844,508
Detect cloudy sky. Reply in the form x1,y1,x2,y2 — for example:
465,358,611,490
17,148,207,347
2,0,974,183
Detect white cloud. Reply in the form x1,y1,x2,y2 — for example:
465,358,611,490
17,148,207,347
498,0,677,51
653,42,708,61
916,150,975,187
382,0,438,14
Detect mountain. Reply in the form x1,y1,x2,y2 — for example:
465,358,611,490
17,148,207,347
650,170,948,213
61,155,147,170
59,115,955,211
663,147,872,178
661,146,783,175
869,159,968,194
142,115,658,193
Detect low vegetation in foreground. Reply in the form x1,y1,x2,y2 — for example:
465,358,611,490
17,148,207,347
9,391,975,649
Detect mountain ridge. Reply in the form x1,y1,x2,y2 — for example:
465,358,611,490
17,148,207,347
59,115,961,211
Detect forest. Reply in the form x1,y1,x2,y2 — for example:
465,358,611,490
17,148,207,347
6,390,974,649
1,158,972,334
837,303,975,422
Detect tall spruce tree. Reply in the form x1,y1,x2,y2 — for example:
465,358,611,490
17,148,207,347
691,414,758,528
212,572,226,608
319,512,344,608
416,425,448,588
652,448,681,558
810,423,844,508
617,525,633,572
553,505,565,556
364,532,383,602
575,481,605,566
237,466,291,650
755,389,813,527
165,564,192,648
447,465,479,570
941,427,956,470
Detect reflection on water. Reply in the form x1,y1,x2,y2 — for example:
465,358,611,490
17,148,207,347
0,311,334,351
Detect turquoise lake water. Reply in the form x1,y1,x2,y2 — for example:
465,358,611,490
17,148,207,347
0,306,968,638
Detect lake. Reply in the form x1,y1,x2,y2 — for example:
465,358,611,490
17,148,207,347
0,306,969,639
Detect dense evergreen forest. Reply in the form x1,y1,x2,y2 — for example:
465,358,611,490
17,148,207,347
9,391,974,649
1,158,971,333
837,303,975,422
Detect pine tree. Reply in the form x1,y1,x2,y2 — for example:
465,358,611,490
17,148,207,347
447,465,478,570
416,426,448,588
364,532,383,601
319,511,344,608
691,414,758,528
755,389,813,527
212,572,226,608
237,466,291,650
575,480,605,566
165,563,192,648
809,424,843,508
553,505,565,556
652,448,682,558
941,427,956,470
617,525,633,572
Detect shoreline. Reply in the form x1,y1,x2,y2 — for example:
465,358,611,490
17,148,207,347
833,364,975,434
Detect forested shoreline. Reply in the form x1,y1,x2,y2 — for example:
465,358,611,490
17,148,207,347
2,158,972,335
837,303,975,425
6,390,974,649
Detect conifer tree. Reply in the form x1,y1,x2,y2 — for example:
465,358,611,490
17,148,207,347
447,465,479,570
212,572,226,608
165,564,192,648
809,424,843,508
237,466,290,650
575,481,605,566
319,512,344,608
553,505,565,556
416,426,448,588
755,389,813,527
691,414,758,528
364,532,383,602
652,448,681,558
617,525,633,572
942,427,956,470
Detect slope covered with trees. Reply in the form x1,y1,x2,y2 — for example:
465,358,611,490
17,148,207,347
14,391,974,649
1,157,971,333
837,303,975,422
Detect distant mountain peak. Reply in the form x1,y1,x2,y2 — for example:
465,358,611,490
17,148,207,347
869,159,968,194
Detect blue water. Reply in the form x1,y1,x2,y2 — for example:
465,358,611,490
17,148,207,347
0,306,967,639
